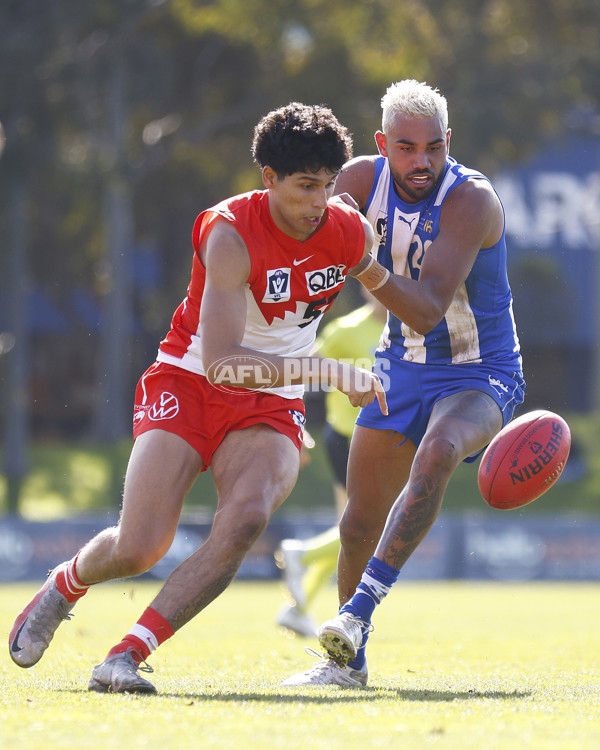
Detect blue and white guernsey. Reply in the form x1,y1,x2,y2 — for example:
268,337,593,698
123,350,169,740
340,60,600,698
365,156,521,369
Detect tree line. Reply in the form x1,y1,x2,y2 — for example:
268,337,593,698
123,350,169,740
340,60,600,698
0,0,598,503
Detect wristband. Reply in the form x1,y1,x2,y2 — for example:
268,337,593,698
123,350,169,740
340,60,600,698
355,256,390,292
355,254,375,276
370,268,390,291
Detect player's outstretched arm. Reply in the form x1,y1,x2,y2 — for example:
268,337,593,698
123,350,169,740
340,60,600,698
349,180,503,335
324,359,388,416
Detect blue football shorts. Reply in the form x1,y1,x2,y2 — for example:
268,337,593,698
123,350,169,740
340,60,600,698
356,353,526,463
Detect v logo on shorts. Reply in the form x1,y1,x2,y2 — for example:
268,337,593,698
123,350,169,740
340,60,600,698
149,392,180,420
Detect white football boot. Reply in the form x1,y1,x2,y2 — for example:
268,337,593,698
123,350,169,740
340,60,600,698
9,562,76,668
318,611,372,666
88,650,157,694
281,656,368,687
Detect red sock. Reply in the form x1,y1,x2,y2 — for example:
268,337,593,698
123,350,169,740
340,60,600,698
54,552,89,603
107,607,175,664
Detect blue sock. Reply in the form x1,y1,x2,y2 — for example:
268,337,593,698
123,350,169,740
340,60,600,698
340,556,399,670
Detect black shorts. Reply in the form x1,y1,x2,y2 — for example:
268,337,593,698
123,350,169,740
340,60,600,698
323,423,351,487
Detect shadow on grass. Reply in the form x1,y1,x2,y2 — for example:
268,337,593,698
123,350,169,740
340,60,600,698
124,687,532,703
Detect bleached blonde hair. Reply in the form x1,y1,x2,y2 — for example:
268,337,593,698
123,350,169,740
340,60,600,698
381,80,449,133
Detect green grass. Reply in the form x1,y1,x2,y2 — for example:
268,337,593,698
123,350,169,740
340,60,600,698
1,581,599,749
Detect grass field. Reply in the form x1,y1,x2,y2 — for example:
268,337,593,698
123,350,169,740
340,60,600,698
1,580,599,749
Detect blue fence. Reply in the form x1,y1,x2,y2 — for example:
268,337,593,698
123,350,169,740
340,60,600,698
1,513,600,583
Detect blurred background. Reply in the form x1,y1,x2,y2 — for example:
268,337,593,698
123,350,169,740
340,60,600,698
1,0,599,580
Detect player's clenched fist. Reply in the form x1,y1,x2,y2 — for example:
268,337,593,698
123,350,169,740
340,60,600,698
327,360,388,415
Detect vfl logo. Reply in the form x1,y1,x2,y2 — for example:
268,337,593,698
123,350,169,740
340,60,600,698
148,392,180,421
375,214,387,247
305,265,346,296
263,268,291,303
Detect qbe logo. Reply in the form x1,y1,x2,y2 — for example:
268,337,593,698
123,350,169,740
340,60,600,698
305,265,346,296
148,392,180,420
263,268,291,303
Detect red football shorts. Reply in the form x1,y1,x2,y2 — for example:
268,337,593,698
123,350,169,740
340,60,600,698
133,362,306,471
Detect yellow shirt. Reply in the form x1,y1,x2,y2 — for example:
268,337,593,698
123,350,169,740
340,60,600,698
315,304,385,438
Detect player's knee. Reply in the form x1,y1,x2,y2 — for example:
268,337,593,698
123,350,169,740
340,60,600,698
418,433,461,477
114,538,169,577
339,510,382,552
221,503,271,553
240,506,270,543
123,550,160,576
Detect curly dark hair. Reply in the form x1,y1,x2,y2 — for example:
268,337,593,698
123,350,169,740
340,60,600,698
252,102,353,177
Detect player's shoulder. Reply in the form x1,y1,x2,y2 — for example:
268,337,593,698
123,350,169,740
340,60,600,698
213,189,267,222
440,169,504,243
215,188,265,209
205,215,246,241
445,170,501,213
198,208,250,268
341,154,379,175
334,155,379,210
446,160,493,196
326,197,368,234
207,190,268,236
327,197,359,216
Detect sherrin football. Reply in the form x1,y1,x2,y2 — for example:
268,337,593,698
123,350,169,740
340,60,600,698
477,410,571,510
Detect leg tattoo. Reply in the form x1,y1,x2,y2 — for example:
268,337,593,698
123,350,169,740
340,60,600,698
377,461,444,571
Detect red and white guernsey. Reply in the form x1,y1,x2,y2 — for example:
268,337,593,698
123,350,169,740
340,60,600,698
157,190,365,399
